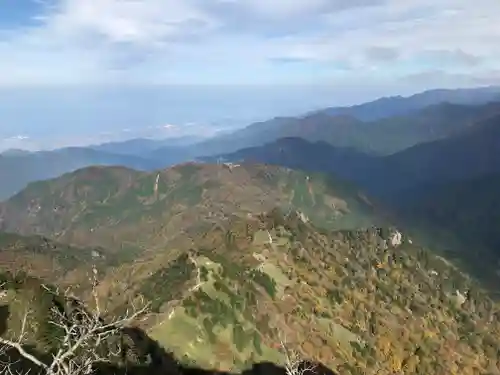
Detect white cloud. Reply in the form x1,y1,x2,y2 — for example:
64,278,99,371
218,0,330,19
44,0,216,45
0,0,499,85
0,135,34,152
11,135,29,140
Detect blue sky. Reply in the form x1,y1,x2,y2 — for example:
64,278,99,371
0,0,499,151
1,0,499,86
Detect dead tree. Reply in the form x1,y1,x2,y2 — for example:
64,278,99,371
0,269,149,375
278,333,317,375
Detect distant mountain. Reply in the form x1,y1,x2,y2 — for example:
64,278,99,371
147,144,199,165
202,105,500,195
93,138,197,167
91,138,169,155
0,148,32,156
200,137,375,184
367,110,500,198
4,87,498,202
215,110,500,207
91,136,204,156
0,163,380,251
321,85,500,120
196,100,500,156
0,147,163,201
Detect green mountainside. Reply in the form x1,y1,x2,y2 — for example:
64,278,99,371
0,163,379,252
0,232,147,313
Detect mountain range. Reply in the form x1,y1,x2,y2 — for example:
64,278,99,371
2,85,500,374
198,97,500,291
201,126,500,287
207,105,500,199
2,86,500,201
320,86,500,120
90,135,204,155
194,89,500,156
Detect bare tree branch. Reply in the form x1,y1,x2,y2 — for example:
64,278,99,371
278,332,317,375
0,307,48,374
0,265,149,375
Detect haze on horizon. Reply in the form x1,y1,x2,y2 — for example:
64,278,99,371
1,0,499,151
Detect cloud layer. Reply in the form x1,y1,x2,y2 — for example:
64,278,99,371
0,0,500,85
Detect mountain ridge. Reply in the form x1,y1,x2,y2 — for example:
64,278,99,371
211,107,500,199
201,113,500,291
195,100,500,156
0,162,380,252
370,110,500,195
320,86,500,120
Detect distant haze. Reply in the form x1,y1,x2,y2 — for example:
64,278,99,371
0,84,404,151
0,83,492,152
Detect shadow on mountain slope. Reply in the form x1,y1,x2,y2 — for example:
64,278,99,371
96,327,338,375
0,307,339,375
95,327,339,375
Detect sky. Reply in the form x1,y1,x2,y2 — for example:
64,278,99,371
1,0,500,150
